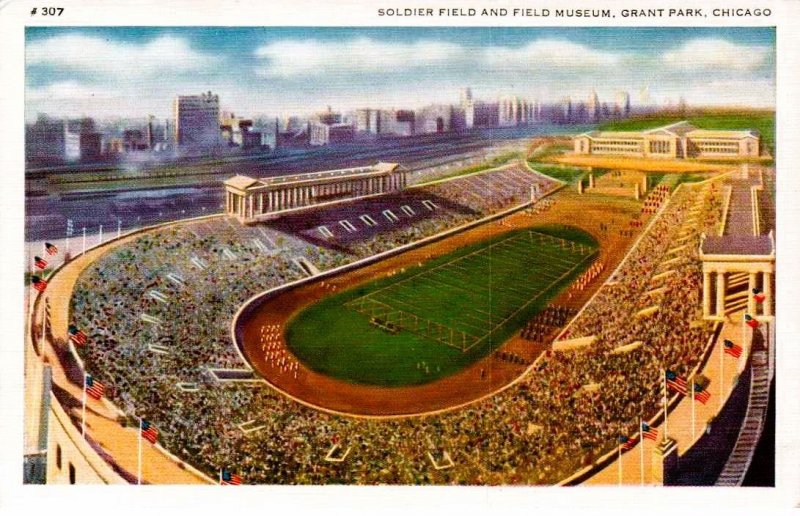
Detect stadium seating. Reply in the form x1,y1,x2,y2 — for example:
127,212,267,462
70,170,725,485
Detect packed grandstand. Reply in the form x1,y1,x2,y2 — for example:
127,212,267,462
61,161,733,485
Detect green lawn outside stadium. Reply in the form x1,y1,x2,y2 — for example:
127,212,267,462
285,225,598,387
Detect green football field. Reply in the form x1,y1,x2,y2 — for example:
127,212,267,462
285,225,598,387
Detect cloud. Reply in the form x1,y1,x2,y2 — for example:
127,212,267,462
26,34,215,77
26,81,116,101
255,37,466,77
255,37,626,81
662,39,772,71
482,40,622,70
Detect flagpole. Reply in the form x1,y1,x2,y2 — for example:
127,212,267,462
662,368,668,441
219,469,222,486
99,224,103,244
742,312,746,356
720,333,725,412
691,376,696,441
81,373,87,437
617,437,622,486
639,417,644,486
137,418,143,485
82,227,86,255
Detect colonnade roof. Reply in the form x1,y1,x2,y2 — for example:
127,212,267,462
260,162,399,186
223,162,401,193
701,234,774,257
224,175,261,190
576,121,759,142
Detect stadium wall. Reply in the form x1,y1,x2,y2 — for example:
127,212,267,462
28,214,225,485
46,392,126,484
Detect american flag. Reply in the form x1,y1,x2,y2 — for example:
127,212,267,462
45,242,58,255
666,370,688,395
141,420,158,444
34,256,47,270
85,375,105,400
752,288,765,304
220,468,242,485
31,276,47,293
745,314,760,329
693,383,711,404
69,325,87,345
641,422,658,441
618,434,637,451
724,339,743,359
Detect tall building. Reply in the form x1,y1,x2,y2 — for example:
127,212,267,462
616,91,631,118
220,112,263,149
26,115,79,162
377,109,414,137
498,96,518,127
460,87,474,129
415,104,452,134
498,96,534,126
145,115,155,149
25,115,105,162
355,109,380,134
587,90,601,122
563,97,573,123
309,122,355,146
173,91,221,150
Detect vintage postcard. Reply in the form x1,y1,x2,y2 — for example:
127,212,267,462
2,0,799,512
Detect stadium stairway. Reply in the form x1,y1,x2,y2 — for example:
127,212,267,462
715,346,771,486
724,291,749,314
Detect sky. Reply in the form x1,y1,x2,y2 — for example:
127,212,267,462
25,27,775,121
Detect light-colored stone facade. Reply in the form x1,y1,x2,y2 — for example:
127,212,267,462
224,162,408,223
574,121,761,159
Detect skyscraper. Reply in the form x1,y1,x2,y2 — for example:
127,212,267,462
173,91,221,150
587,90,601,122
460,87,474,129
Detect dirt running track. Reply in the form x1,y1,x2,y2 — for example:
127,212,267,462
237,187,647,418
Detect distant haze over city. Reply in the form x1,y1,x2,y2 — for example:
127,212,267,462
26,27,775,121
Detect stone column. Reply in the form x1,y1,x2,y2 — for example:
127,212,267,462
642,174,648,193
703,271,712,318
651,437,679,486
763,271,772,316
634,182,641,200
588,173,594,188
577,179,584,194
716,271,726,318
748,272,757,316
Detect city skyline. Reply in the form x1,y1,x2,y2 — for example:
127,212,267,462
26,26,775,120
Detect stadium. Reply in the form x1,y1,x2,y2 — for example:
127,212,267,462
24,140,775,486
